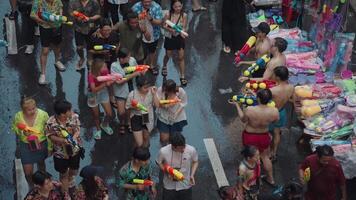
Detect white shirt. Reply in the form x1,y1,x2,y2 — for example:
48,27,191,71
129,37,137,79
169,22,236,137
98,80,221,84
156,144,198,191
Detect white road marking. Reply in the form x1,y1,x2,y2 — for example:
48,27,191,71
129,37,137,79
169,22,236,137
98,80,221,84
204,138,230,187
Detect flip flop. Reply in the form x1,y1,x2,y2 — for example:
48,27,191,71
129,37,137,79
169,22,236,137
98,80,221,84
151,67,159,76
118,125,126,135
161,66,168,77
180,77,188,87
262,176,277,188
192,6,207,12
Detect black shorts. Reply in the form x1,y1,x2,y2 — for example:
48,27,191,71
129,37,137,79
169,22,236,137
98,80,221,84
74,31,90,47
131,115,148,132
162,188,192,200
53,154,80,174
143,40,158,55
39,26,62,47
164,35,185,50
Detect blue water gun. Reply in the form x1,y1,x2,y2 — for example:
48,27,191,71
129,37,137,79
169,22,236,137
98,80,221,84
329,40,346,73
243,54,271,77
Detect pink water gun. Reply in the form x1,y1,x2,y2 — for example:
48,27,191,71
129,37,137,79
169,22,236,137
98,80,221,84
97,73,125,82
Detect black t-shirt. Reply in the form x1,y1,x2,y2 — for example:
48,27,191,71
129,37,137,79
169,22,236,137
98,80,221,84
90,32,120,62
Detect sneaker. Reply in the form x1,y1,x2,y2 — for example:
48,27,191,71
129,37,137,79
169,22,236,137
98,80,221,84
55,61,66,71
38,74,47,85
94,130,102,140
25,45,34,54
34,26,40,36
100,124,113,135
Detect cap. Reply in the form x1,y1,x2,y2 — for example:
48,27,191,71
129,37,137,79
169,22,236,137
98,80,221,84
252,22,270,35
79,165,104,179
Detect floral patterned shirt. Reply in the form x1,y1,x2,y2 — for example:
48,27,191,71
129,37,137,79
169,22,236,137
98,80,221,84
24,181,71,200
46,113,81,159
118,161,153,200
74,177,108,200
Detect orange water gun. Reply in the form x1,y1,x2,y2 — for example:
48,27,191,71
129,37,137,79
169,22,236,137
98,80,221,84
17,123,41,135
163,164,184,181
73,11,89,22
131,99,148,112
138,10,148,20
159,99,181,105
124,65,150,74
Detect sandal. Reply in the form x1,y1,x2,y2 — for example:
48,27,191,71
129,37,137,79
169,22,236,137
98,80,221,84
180,77,188,87
118,125,126,135
192,6,207,12
161,66,168,77
261,176,277,188
100,124,113,135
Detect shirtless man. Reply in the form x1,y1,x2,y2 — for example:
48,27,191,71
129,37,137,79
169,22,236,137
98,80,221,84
237,22,272,77
239,37,287,82
232,89,279,186
269,66,294,160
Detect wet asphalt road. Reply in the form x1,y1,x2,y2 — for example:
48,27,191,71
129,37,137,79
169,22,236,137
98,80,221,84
1,0,356,199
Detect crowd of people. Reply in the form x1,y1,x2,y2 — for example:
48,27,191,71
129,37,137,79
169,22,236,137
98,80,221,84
7,0,349,199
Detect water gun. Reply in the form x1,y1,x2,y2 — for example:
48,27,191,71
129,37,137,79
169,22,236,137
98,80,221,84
165,20,188,38
138,10,148,20
60,129,79,148
124,65,150,74
234,36,256,64
38,11,73,25
97,73,126,82
163,164,184,181
322,125,353,140
16,123,41,135
303,167,310,183
329,40,347,73
93,44,116,51
272,15,284,24
132,179,154,186
243,54,271,77
0,39,8,47
245,80,276,91
231,95,258,106
131,99,148,112
159,99,181,105
72,11,89,22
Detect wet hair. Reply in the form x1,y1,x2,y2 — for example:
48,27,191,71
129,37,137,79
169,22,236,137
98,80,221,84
32,171,52,186
316,145,334,157
54,99,72,116
170,0,184,16
99,18,112,28
136,74,150,89
20,95,36,109
273,66,289,81
133,147,151,161
117,48,130,59
274,37,288,53
91,58,106,76
256,89,272,105
170,132,186,147
163,79,178,94
241,145,258,159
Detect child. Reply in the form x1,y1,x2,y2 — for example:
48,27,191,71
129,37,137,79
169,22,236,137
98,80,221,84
88,58,114,140
125,75,155,147
111,48,143,135
152,79,188,146
162,0,188,86
238,145,261,200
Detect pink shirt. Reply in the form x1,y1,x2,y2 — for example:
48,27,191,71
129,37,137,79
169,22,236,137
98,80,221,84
88,67,109,90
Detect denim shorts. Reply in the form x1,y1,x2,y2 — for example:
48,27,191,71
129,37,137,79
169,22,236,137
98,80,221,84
87,89,109,108
157,119,187,134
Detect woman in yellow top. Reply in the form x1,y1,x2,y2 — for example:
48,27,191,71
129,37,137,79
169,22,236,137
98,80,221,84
12,96,50,187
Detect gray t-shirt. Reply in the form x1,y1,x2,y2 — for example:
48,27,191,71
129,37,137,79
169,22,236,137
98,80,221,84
111,57,138,99
156,144,198,191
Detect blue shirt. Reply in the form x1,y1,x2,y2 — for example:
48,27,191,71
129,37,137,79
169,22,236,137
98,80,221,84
132,1,163,41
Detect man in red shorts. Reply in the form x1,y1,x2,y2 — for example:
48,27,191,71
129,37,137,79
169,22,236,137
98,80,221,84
233,89,279,186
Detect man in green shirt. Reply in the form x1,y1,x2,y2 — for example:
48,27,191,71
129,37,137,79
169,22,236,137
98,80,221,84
118,147,157,200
